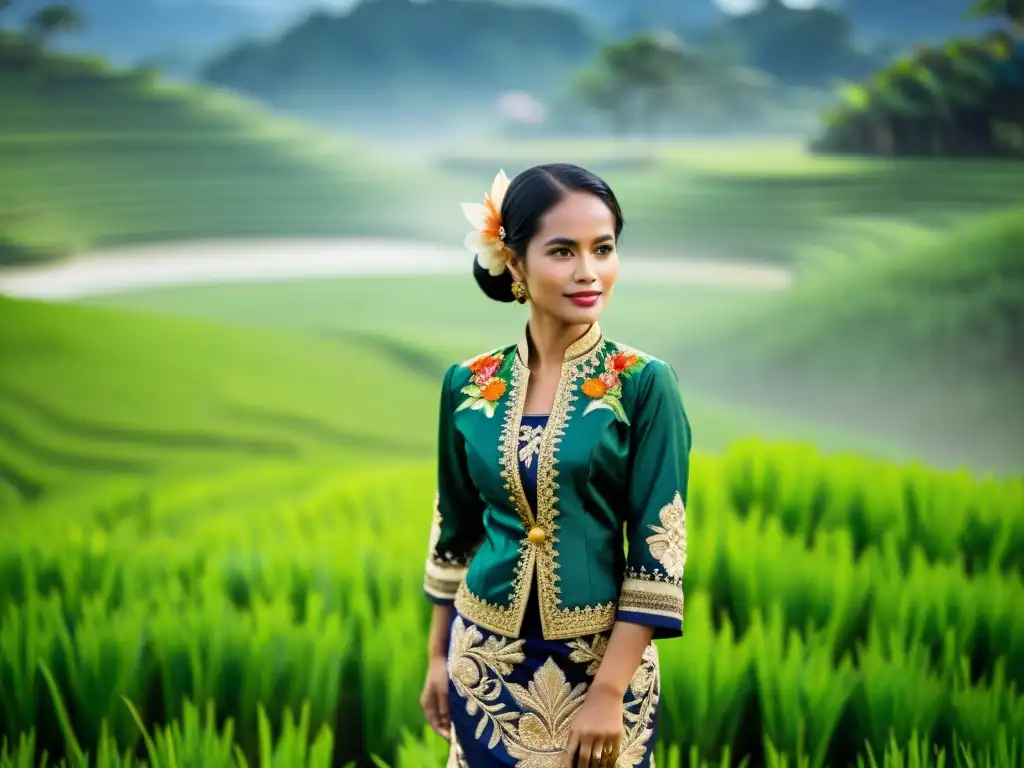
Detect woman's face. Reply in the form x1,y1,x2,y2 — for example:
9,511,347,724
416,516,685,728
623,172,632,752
510,191,620,328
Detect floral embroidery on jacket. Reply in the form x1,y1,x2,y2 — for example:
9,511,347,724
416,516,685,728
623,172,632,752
581,349,646,424
645,491,687,581
457,352,509,418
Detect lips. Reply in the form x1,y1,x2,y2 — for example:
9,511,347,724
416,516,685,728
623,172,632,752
567,291,602,307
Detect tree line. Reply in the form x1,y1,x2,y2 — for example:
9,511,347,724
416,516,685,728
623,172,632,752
811,0,1023,156
567,0,1022,156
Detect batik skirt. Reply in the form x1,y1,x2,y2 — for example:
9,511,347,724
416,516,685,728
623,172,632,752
445,588,660,768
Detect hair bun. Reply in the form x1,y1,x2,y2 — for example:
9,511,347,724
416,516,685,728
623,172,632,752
473,257,516,303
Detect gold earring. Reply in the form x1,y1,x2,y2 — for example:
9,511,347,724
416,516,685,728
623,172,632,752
511,280,528,304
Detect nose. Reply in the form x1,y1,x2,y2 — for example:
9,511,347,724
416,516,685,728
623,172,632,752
574,253,598,283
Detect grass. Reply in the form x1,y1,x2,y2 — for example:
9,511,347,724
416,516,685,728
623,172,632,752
1,450,1022,766
0,296,439,506
674,206,1024,476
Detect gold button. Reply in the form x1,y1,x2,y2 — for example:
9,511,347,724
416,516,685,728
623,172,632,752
528,527,546,544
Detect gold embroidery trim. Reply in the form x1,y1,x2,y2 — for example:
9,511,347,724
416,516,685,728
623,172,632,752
425,572,463,601
500,357,535,530
536,338,616,641
457,354,536,637
454,544,535,637
459,324,618,640
619,583,684,620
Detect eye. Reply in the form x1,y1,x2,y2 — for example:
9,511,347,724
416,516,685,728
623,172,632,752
549,247,572,257
595,244,614,255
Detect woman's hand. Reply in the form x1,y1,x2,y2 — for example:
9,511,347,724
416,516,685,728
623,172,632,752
565,682,623,768
420,655,451,741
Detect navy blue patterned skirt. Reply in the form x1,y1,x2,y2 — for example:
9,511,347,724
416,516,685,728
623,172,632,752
445,586,660,768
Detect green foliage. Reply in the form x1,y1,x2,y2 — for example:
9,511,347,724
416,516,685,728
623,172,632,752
1,442,1022,765
813,32,1024,157
555,0,886,136
966,0,1024,27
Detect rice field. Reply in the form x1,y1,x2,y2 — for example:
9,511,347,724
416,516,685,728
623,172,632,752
1,446,1022,767
3,50,1024,271
425,138,1024,266
0,296,438,506
0,59,447,264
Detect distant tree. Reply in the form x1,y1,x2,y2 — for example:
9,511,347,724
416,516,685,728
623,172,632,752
574,31,700,136
572,66,632,135
723,0,878,87
682,31,776,132
26,3,83,50
814,34,1022,157
606,32,700,133
966,0,1024,35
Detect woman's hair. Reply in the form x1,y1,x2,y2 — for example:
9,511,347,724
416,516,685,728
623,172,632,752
473,163,625,303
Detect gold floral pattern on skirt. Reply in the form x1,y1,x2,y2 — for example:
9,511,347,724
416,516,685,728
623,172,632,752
447,615,660,767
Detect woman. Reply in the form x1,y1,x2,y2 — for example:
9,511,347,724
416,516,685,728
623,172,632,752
420,163,691,768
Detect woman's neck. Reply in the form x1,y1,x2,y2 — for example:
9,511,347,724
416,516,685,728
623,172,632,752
525,311,592,370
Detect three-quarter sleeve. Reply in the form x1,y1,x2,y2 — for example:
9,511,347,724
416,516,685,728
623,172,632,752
616,359,692,639
423,363,486,604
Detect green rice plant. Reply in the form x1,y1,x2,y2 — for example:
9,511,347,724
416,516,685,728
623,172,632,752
947,660,1024,754
651,591,754,761
751,604,858,768
853,623,949,754
1,451,1021,765
718,439,1024,579
0,693,341,767
653,743,749,768
854,726,1022,768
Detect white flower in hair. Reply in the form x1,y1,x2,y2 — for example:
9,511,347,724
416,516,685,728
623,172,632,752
461,169,511,276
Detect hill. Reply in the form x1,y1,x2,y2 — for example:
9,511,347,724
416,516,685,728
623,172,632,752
0,295,439,508
0,35,455,264
200,0,599,135
678,206,1024,474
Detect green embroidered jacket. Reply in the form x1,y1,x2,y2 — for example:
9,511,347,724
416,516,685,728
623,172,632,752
423,323,691,641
